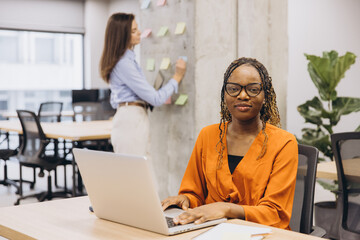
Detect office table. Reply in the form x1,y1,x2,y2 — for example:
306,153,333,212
316,158,360,181
0,196,325,240
0,119,111,141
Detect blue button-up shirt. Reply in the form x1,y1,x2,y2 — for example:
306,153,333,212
109,49,178,109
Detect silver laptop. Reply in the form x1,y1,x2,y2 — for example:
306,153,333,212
73,148,226,235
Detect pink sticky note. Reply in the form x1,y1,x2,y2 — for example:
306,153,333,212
165,96,171,104
141,29,152,38
157,0,166,6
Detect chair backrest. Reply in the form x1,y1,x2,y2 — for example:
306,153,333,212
331,132,360,236
290,144,319,234
72,89,99,103
16,110,47,158
37,101,63,122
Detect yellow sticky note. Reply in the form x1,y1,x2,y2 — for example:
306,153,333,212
160,58,171,70
146,58,155,71
157,26,168,37
175,22,186,35
175,94,188,105
221,232,251,240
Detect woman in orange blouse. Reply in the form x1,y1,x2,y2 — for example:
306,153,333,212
161,57,298,229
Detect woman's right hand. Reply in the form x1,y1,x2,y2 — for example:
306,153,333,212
161,194,190,211
173,58,187,83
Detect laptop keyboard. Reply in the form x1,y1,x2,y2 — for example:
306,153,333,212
166,216,176,228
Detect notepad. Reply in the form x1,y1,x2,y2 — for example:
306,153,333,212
175,22,186,35
141,0,151,9
160,58,171,70
157,0,166,6
141,29,152,38
175,94,188,105
157,26,168,37
193,223,271,240
146,58,155,71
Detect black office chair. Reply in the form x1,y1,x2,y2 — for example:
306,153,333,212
331,132,360,240
38,101,66,188
289,144,326,237
37,101,63,123
0,131,35,193
15,110,72,205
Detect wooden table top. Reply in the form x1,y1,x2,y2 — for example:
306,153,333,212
0,196,325,240
0,120,111,141
316,158,360,181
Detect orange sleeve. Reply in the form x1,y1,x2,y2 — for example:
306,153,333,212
242,137,298,229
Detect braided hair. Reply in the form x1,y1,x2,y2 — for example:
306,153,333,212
216,57,281,169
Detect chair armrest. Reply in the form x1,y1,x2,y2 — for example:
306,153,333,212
310,226,326,237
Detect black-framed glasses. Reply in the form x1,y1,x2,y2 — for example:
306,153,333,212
225,82,263,97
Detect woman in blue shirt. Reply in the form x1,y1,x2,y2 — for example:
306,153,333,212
100,13,186,155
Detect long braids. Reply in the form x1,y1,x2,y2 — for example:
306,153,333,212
216,57,281,169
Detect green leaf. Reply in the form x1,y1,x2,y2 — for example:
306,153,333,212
297,97,325,125
355,125,360,132
317,179,338,194
305,51,356,101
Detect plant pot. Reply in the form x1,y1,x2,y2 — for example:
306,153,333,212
314,201,340,239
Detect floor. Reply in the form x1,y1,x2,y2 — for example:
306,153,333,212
0,158,74,208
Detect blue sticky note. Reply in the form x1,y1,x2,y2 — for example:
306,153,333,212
141,0,151,9
179,56,188,62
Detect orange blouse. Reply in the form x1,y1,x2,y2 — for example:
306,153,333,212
178,123,298,229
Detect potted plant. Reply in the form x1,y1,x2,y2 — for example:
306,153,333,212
297,50,360,239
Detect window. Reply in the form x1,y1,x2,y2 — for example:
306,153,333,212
0,29,83,90
0,29,83,115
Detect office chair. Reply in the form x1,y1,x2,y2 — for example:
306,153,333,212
37,101,63,123
38,101,65,188
0,132,35,193
289,144,326,237
331,132,360,240
15,110,72,205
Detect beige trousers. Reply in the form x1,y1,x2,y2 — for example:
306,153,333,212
111,105,150,157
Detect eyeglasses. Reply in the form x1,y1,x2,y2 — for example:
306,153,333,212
225,82,263,97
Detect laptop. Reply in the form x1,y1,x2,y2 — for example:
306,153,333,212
73,148,226,235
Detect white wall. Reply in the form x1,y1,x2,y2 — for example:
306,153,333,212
288,0,360,203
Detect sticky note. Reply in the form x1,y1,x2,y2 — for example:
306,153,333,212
165,96,171,104
160,58,171,70
175,94,188,105
157,0,166,6
141,0,151,9
146,58,155,71
141,29,152,38
222,232,251,240
175,22,186,35
179,56,188,62
157,26,168,37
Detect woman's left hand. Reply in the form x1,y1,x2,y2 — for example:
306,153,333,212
173,202,231,225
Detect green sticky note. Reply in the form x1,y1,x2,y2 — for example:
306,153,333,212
175,22,186,35
175,94,188,105
160,57,171,70
146,58,155,71
157,26,168,37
